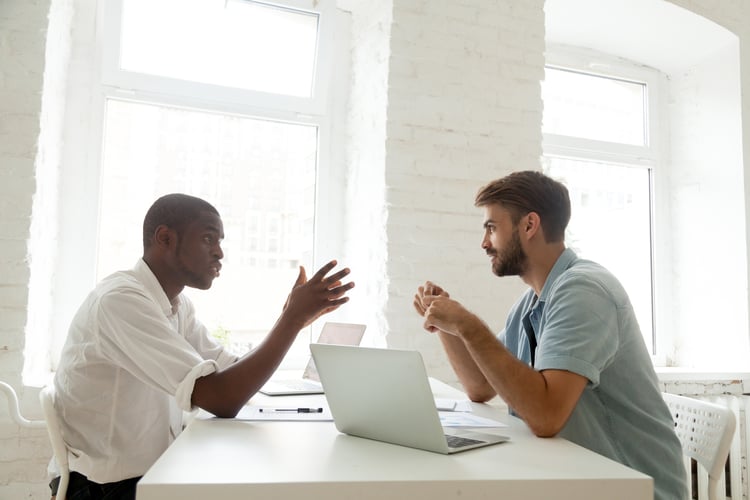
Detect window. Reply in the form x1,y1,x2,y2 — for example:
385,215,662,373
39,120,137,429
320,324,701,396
542,51,661,354
97,100,318,355
32,0,348,375
544,2,748,369
119,0,319,97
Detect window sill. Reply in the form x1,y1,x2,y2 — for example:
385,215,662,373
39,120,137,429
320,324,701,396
655,367,750,394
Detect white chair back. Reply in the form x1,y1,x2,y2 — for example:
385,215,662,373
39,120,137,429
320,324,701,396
0,381,46,429
40,385,70,500
663,392,736,500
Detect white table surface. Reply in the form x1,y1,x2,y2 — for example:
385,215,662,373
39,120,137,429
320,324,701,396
136,379,652,500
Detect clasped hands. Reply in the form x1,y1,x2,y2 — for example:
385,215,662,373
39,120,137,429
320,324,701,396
413,281,474,338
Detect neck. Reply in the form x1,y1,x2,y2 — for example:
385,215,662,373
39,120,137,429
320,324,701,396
142,254,184,301
521,243,566,296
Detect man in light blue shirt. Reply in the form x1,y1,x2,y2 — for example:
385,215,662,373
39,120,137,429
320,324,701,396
413,171,686,500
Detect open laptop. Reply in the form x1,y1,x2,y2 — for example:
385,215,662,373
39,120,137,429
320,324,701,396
310,344,509,454
259,322,367,396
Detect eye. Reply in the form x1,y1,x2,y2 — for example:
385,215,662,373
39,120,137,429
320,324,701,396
203,235,214,245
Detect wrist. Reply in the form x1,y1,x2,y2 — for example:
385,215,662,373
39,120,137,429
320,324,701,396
275,312,306,336
457,314,486,343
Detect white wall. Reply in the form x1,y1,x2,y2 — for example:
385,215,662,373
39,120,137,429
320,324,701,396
341,0,393,347
667,41,749,368
2,0,750,498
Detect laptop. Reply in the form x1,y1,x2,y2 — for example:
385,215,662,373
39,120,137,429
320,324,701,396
259,322,367,396
310,344,509,454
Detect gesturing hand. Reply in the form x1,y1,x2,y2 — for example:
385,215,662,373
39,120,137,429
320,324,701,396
282,260,354,329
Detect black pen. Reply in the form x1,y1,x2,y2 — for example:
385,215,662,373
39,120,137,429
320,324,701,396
259,407,323,413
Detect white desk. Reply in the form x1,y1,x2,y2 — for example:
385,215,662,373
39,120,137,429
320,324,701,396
137,381,652,500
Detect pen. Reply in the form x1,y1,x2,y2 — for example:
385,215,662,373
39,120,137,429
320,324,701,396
259,407,323,413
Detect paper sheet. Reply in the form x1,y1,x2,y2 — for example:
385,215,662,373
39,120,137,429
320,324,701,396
435,398,473,412
438,412,507,428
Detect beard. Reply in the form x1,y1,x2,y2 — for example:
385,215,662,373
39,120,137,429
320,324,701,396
489,228,528,277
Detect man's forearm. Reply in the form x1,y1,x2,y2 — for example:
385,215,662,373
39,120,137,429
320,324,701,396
438,331,495,402
192,315,301,417
457,318,584,437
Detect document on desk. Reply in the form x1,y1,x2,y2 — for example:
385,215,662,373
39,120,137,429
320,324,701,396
438,412,507,428
435,398,473,412
235,405,334,421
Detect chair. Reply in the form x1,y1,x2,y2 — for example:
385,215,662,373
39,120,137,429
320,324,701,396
663,392,736,500
0,381,70,500
0,381,46,429
40,385,70,500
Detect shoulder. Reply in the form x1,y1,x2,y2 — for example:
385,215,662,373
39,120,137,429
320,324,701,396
541,260,632,320
550,258,627,301
94,270,158,313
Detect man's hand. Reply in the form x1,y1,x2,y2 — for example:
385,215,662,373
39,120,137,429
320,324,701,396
414,281,479,337
413,281,450,332
282,260,354,329
420,295,478,338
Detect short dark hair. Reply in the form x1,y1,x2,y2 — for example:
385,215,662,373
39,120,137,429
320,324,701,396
142,193,220,250
474,170,570,242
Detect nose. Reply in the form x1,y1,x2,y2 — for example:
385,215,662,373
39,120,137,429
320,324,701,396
481,232,490,250
215,243,224,260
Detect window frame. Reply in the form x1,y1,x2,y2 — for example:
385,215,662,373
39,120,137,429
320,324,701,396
100,0,336,116
543,46,669,362
543,47,661,164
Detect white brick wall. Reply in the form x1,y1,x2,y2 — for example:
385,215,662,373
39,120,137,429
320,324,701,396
341,0,393,347
2,0,750,498
0,1,54,498
381,0,543,380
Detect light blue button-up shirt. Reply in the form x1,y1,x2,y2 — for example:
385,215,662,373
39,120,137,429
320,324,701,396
500,248,686,500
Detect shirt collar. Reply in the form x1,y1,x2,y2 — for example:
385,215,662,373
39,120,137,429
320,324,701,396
133,258,178,316
537,247,578,303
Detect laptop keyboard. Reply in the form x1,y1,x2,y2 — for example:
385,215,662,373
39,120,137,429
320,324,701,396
445,434,485,448
284,381,320,390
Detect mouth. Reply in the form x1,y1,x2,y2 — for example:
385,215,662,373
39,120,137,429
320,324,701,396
210,263,222,278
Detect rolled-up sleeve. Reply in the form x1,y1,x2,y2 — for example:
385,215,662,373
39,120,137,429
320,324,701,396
174,359,218,411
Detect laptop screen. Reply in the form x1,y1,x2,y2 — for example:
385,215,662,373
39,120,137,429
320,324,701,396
302,322,366,381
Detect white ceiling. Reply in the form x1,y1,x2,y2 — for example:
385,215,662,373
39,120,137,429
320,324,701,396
544,0,737,74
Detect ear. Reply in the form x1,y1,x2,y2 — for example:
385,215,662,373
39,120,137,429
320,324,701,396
522,212,543,240
153,225,175,249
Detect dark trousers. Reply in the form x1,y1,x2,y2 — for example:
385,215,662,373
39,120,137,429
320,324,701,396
50,471,141,500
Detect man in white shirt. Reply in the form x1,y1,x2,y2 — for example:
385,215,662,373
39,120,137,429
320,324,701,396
51,193,354,500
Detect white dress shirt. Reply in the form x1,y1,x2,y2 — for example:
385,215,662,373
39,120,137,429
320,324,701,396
53,259,238,484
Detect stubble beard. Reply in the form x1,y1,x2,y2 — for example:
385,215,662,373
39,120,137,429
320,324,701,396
490,228,528,277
